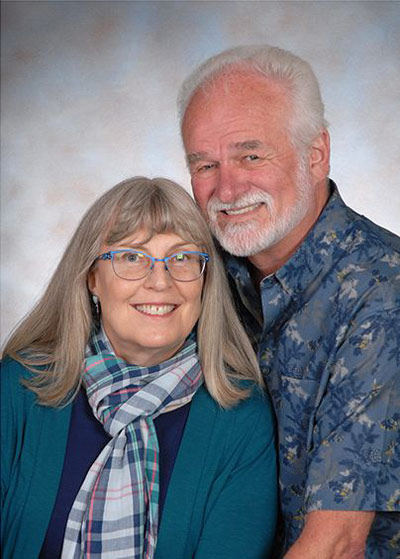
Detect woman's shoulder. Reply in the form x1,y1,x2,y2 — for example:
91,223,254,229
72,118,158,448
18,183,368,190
1,356,38,393
194,384,275,436
197,382,273,411
1,357,39,418
1,356,34,386
228,385,275,436
1,357,72,455
2,355,32,373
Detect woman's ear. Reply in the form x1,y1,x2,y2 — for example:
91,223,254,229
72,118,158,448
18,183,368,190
87,269,98,297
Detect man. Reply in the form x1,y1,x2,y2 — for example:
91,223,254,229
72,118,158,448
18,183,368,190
178,46,400,559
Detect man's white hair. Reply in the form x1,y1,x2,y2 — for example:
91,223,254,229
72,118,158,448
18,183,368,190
178,45,328,150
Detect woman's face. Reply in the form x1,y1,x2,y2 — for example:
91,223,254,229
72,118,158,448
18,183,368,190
88,230,204,366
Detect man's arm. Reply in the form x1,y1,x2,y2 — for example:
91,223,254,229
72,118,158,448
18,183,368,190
285,510,375,559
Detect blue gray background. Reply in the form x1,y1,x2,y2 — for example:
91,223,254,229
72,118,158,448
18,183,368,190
2,0,400,344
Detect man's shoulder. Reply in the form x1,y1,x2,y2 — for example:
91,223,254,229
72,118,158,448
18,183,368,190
313,183,399,260
331,207,400,305
310,194,400,310
318,187,400,263
342,203,400,257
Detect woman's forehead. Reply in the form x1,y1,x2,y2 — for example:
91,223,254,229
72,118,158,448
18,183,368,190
103,230,205,252
107,227,203,248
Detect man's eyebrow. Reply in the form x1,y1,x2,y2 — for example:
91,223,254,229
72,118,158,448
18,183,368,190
186,152,210,164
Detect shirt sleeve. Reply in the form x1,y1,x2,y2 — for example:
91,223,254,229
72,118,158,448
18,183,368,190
304,308,400,513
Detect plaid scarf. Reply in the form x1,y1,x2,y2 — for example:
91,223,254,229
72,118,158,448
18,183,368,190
61,328,203,559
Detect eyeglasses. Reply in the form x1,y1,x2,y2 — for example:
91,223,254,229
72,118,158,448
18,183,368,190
96,249,209,282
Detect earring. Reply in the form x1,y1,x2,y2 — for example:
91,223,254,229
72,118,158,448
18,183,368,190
92,294,100,320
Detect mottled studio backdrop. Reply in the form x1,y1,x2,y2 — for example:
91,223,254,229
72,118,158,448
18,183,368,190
1,0,400,345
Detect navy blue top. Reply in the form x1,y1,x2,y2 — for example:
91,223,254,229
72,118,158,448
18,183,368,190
39,389,190,558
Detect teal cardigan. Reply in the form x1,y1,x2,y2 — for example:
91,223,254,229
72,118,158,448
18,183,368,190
1,358,278,559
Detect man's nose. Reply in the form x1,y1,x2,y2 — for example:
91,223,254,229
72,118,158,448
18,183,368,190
214,163,247,203
143,261,173,290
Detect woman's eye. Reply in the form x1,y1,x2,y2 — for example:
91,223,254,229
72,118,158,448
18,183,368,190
172,252,188,263
123,252,142,263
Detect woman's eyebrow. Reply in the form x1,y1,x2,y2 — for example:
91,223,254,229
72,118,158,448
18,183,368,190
117,241,145,250
163,242,201,253
118,241,199,252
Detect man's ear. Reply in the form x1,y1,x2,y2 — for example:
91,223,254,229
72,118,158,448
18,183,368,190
309,129,330,184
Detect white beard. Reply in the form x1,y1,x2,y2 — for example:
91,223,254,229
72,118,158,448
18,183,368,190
206,157,314,257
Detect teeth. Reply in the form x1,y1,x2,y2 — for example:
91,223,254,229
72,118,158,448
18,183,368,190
224,203,261,216
135,304,175,316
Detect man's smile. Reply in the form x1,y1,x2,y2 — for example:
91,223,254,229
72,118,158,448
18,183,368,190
222,202,264,216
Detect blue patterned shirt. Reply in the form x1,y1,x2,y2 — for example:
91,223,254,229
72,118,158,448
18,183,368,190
225,182,400,558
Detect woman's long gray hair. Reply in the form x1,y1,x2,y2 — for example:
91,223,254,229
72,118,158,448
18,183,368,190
3,177,262,407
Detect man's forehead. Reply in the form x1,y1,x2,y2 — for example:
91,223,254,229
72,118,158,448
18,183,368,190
182,72,291,142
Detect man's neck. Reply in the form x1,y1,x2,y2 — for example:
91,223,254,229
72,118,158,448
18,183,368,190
249,238,302,279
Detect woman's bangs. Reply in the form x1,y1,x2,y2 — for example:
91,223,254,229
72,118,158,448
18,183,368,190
106,193,206,247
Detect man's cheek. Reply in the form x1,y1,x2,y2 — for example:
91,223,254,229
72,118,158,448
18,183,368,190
191,183,209,211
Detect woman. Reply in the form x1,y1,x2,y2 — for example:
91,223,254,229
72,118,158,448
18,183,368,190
1,177,277,559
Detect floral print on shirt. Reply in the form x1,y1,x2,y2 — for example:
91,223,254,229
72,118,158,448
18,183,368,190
225,183,400,558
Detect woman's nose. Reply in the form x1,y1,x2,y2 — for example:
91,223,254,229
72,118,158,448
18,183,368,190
143,261,173,290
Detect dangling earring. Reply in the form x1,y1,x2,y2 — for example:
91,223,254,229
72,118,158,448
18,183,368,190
92,294,100,321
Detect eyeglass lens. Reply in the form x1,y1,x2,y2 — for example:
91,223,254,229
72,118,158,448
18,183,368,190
112,251,206,281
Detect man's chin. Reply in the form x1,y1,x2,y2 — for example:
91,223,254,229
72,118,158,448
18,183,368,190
222,246,261,257
213,229,273,257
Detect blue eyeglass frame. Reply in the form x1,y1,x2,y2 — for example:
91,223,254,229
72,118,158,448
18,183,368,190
96,249,210,281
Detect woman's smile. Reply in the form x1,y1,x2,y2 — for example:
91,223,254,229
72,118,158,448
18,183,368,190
131,303,177,316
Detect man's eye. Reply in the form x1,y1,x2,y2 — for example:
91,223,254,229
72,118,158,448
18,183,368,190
244,154,260,161
195,163,215,174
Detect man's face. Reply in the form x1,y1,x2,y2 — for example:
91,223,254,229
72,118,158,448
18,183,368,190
182,71,321,258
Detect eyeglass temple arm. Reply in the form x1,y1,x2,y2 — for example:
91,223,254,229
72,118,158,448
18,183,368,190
97,253,112,261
